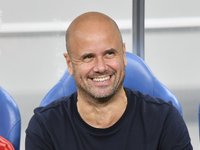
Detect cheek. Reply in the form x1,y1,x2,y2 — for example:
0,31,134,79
75,64,93,76
107,59,123,70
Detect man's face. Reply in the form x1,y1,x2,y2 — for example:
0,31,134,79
65,21,127,101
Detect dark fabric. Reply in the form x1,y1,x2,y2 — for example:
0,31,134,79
26,87,192,150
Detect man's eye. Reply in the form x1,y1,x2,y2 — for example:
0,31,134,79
84,55,92,59
83,55,93,62
106,51,115,58
107,52,114,55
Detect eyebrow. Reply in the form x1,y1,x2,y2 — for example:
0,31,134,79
103,48,118,54
79,48,118,59
80,53,94,60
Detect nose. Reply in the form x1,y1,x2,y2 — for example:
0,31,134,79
93,57,108,73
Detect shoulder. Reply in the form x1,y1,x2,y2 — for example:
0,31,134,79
124,87,177,116
26,92,77,135
124,87,173,105
34,92,77,117
124,88,192,149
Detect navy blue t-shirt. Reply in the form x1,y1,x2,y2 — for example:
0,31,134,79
26,87,192,150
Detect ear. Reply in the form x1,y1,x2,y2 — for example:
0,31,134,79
63,53,73,76
122,43,127,66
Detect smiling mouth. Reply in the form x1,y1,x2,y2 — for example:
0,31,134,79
92,76,111,82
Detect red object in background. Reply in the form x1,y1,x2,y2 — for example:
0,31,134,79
0,136,15,150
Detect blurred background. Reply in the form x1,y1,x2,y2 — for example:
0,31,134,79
0,0,200,149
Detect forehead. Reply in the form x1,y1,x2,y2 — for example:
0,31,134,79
74,28,120,53
66,13,123,56
71,20,121,46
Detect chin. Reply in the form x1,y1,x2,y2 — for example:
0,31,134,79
91,90,116,103
93,95,113,103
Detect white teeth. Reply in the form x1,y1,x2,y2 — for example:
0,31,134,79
93,76,110,82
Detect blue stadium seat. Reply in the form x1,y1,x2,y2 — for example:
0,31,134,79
40,52,182,116
0,86,21,150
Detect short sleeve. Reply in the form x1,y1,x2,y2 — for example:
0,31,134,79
158,106,193,150
25,112,54,150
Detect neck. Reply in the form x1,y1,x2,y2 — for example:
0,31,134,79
77,88,127,128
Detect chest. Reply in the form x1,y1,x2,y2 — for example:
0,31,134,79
49,118,162,150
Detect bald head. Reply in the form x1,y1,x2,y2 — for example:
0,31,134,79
65,12,123,55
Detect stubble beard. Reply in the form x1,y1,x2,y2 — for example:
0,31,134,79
74,68,126,104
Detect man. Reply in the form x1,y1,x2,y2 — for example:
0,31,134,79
26,12,192,149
